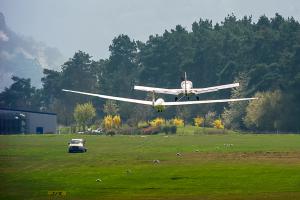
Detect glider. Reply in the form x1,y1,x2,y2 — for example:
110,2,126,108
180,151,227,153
62,89,257,112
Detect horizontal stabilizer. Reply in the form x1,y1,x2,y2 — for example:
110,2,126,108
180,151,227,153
191,83,240,94
162,97,257,106
134,85,181,95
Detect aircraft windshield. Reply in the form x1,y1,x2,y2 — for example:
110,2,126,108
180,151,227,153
71,140,82,144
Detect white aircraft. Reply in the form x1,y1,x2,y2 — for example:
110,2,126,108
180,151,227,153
134,72,239,101
62,88,255,112
62,72,256,112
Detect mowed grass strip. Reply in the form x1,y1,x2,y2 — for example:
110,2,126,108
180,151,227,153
0,134,300,200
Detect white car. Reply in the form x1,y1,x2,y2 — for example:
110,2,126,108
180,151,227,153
92,128,103,134
68,139,87,153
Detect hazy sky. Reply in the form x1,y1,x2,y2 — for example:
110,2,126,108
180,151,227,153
1,0,300,59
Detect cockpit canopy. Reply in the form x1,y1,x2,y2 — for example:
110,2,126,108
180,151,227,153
181,80,193,90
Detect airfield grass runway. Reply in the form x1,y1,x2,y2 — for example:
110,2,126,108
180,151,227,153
1,132,300,200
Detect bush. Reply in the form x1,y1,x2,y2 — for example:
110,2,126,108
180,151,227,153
117,127,142,135
194,116,204,127
205,111,216,127
106,130,116,136
141,126,161,135
170,126,177,134
149,118,165,127
213,119,224,129
59,126,71,134
138,121,150,128
171,117,184,126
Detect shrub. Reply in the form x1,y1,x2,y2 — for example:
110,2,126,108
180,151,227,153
106,130,116,136
142,126,161,135
59,126,71,134
138,121,150,128
205,111,216,127
170,126,177,134
213,119,224,129
171,117,184,127
162,125,177,134
117,127,142,135
149,118,165,127
194,116,204,127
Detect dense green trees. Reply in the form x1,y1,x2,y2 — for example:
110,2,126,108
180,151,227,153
103,100,119,116
0,76,41,110
222,73,249,129
244,90,283,131
41,51,99,124
1,13,300,132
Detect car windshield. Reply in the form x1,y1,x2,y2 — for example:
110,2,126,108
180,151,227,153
70,140,82,144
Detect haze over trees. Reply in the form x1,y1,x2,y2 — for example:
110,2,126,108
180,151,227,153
1,13,300,132
0,12,64,90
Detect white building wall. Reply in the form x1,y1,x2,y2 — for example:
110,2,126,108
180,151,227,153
0,109,57,134
27,113,57,133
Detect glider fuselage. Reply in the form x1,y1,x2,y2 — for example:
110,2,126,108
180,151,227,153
180,80,193,96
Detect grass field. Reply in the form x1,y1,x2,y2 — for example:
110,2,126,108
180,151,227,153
1,132,300,200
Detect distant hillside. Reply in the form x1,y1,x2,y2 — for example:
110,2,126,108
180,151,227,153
0,12,64,90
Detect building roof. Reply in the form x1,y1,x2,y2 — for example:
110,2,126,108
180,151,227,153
0,108,57,115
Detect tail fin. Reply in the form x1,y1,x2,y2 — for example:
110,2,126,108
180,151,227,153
184,72,187,95
152,91,155,106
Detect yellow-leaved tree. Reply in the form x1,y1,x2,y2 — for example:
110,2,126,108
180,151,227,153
113,115,121,128
213,119,224,129
171,117,184,126
104,115,121,129
150,117,165,127
194,116,204,127
104,115,113,129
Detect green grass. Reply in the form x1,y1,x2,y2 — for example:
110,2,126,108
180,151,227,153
1,133,300,200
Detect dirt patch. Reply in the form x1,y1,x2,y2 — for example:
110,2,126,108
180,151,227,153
168,151,300,165
170,176,191,180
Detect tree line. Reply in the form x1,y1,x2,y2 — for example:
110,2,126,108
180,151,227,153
1,13,300,132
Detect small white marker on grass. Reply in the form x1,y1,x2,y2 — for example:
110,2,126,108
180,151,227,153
153,159,160,164
224,143,234,147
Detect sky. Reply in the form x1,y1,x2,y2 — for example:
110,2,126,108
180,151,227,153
1,0,300,60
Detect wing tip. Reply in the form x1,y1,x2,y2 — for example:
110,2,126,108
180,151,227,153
133,85,142,90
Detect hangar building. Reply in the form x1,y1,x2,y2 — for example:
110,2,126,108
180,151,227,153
0,108,57,134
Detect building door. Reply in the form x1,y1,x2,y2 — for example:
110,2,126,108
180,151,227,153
36,127,43,134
